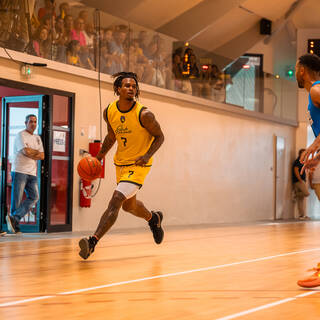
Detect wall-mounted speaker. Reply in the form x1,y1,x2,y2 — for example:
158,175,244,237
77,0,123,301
260,18,272,35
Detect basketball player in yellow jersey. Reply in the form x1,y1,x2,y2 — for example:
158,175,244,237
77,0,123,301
79,72,165,259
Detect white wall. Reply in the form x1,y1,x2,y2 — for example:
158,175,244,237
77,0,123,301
0,55,296,231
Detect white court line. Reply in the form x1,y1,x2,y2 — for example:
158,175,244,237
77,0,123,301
1,247,320,307
215,291,317,320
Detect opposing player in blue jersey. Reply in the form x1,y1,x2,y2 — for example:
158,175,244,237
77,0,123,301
297,54,320,173
295,53,320,288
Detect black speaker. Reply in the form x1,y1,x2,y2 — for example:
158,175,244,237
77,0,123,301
260,18,272,35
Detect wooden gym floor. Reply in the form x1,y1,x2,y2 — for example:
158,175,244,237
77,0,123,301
1,221,320,320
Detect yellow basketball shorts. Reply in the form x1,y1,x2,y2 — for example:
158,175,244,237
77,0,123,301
115,164,152,187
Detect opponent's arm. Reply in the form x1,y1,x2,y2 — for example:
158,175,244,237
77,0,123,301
96,109,116,161
135,109,164,166
301,86,320,164
22,148,44,160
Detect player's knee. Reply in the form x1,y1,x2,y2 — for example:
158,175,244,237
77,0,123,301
108,191,125,210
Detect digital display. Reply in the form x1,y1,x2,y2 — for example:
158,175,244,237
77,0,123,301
308,39,320,57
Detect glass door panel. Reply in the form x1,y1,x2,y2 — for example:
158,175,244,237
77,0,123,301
1,95,43,233
47,95,72,230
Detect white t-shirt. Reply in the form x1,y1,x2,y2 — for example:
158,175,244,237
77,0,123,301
12,130,44,176
312,164,320,184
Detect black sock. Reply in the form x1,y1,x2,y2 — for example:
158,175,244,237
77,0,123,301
90,236,98,246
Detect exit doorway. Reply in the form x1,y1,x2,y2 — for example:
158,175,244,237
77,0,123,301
0,79,74,232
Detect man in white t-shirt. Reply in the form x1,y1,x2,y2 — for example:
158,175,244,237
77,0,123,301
309,163,320,202
6,114,44,234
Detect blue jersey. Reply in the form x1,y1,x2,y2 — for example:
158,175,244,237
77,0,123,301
308,81,320,137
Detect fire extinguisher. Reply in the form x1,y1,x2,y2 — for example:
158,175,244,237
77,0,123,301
89,140,105,178
80,179,92,208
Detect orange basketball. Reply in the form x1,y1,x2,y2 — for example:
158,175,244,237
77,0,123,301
77,157,102,181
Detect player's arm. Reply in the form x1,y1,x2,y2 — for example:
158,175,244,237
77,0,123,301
22,148,44,160
96,109,116,161
301,86,320,164
135,109,164,166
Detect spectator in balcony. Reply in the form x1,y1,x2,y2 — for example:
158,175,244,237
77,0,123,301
211,64,226,102
187,54,201,96
32,26,50,59
103,27,113,52
57,2,70,20
41,14,55,33
200,64,224,100
200,64,213,99
78,10,90,29
83,22,95,50
127,42,154,85
66,40,82,67
169,52,191,94
99,29,115,74
71,18,86,47
137,30,149,56
80,45,95,70
64,15,73,43
109,28,127,73
54,17,68,63
38,0,56,20
145,35,159,60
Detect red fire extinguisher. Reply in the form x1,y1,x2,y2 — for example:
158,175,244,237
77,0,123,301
80,179,92,208
89,140,105,178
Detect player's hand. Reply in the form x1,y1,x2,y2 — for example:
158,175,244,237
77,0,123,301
300,138,320,164
135,155,150,167
301,155,320,174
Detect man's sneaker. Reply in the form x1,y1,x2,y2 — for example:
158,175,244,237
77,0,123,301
297,263,320,288
0,230,6,236
148,211,164,244
6,215,18,234
79,236,97,260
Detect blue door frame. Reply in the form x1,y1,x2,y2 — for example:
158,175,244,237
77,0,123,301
1,95,43,233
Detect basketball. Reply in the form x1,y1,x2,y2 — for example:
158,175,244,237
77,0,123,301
77,156,102,181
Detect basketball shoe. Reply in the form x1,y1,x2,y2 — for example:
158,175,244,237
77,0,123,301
148,211,164,244
0,230,6,236
6,215,19,234
78,236,97,260
297,263,320,288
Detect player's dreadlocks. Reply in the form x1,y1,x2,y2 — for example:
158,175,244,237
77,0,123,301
112,72,140,98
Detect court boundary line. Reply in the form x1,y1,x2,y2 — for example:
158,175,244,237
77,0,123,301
1,247,320,307
215,291,317,320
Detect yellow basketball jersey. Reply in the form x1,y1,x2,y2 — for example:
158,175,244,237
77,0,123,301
106,100,154,166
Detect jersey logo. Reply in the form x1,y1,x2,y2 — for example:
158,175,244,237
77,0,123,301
115,125,132,135
120,116,125,123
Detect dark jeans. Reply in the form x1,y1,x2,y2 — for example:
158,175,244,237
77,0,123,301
11,172,39,222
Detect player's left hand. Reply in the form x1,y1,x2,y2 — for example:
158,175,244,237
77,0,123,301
300,137,320,164
301,155,320,174
135,155,150,167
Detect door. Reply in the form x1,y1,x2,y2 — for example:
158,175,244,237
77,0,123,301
1,95,44,232
274,135,286,220
44,94,73,232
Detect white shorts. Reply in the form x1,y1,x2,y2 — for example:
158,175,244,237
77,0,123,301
116,182,140,199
